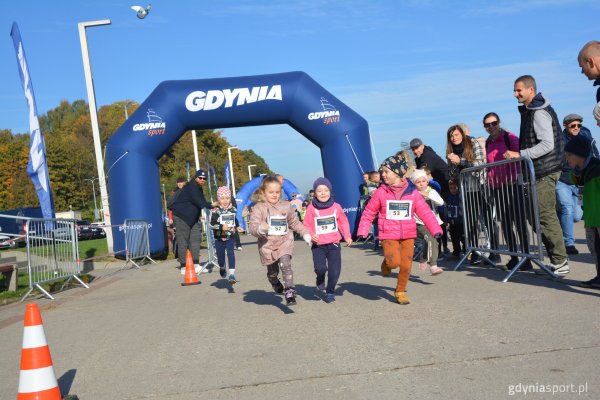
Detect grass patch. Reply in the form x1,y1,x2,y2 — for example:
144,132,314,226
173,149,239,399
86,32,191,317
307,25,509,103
0,271,94,304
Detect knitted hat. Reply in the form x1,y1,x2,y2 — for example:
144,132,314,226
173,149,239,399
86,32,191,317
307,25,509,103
313,177,332,191
564,135,591,159
176,176,185,183
194,169,207,179
409,169,428,184
381,154,409,178
216,186,231,198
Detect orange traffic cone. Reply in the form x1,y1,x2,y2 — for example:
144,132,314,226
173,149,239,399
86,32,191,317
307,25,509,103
181,250,200,286
17,303,61,400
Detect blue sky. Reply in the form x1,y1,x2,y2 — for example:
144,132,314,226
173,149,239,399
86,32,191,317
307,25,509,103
1,0,599,194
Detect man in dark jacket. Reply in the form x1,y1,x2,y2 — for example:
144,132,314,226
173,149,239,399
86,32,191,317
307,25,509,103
506,75,568,274
410,138,449,197
169,169,213,272
557,114,599,255
578,40,600,102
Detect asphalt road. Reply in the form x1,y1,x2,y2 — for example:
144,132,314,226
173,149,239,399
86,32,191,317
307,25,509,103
1,223,598,399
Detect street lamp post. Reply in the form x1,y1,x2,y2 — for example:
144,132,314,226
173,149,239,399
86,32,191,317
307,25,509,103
227,146,238,197
78,19,114,252
84,178,99,221
247,164,257,181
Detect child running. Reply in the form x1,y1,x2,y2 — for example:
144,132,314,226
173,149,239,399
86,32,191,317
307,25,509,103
210,186,243,284
409,169,444,275
357,154,443,304
303,177,353,303
248,176,312,305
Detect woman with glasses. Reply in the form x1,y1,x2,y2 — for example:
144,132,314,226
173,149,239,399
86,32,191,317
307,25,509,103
446,124,486,264
483,112,531,270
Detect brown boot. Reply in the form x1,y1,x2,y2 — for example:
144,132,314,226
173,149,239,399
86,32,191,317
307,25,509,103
381,261,391,277
395,291,411,304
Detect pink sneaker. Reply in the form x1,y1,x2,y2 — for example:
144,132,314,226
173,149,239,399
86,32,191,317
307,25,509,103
419,261,428,271
430,265,444,276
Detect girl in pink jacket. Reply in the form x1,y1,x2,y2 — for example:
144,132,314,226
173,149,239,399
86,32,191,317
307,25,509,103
303,177,353,303
249,176,312,306
357,154,443,305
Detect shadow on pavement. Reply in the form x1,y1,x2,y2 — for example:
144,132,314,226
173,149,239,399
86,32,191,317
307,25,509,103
58,368,76,397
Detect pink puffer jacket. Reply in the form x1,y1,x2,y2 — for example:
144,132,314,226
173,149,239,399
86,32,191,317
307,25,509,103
357,183,442,240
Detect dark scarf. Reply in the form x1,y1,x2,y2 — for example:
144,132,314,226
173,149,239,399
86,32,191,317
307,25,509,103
452,141,465,156
312,197,335,210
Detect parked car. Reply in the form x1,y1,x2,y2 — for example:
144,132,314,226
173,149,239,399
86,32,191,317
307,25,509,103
77,220,105,240
0,233,16,249
89,222,107,239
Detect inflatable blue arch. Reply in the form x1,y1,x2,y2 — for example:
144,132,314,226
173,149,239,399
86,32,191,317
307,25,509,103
106,71,374,255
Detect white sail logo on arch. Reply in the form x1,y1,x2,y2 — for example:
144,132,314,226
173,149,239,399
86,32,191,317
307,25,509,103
185,85,283,111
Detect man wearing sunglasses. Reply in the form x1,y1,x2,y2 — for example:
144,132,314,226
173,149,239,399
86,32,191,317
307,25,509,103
557,114,600,255
168,169,213,273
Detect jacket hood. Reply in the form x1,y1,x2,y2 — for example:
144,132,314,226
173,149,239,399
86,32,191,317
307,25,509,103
526,92,550,110
381,180,417,196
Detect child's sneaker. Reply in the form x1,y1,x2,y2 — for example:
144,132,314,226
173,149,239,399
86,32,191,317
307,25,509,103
394,291,411,305
381,262,392,277
228,274,236,284
272,281,284,294
324,293,335,303
418,261,428,271
285,288,297,305
430,265,444,276
219,267,226,278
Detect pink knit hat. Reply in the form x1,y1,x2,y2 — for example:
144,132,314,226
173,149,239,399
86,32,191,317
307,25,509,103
217,186,231,198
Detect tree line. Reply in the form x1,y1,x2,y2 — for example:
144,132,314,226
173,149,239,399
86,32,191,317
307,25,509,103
0,99,273,220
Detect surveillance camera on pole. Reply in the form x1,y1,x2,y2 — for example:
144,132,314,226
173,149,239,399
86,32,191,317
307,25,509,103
131,4,151,19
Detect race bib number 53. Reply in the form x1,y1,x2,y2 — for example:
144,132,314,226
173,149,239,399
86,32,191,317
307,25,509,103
386,200,412,220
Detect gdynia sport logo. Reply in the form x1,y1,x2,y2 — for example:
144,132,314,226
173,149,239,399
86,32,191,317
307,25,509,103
185,85,283,111
307,97,340,125
133,109,166,136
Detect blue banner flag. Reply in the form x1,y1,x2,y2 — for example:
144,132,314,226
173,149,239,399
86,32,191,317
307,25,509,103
10,22,55,220
224,161,231,188
211,165,218,188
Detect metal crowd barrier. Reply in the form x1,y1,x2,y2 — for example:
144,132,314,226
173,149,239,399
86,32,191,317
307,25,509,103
453,157,558,281
122,219,156,269
197,208,218,273
23,218,89,300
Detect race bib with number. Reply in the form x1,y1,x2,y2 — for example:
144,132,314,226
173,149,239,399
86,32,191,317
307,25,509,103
219,213,236,228
446,205,458,219
268,215,288,236
386,200,412,220
314,214,338,234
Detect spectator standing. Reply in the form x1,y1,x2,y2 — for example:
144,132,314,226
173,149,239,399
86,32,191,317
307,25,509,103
168,170,213,273
483,112,531,269
578,41,600,102
564,135,600,289
557,114,599,255
507,75,568,274
446,124,487,264
445,179,465,260
410,138,449,196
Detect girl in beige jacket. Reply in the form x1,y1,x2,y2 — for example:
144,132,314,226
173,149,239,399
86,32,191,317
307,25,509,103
249,176,312,305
